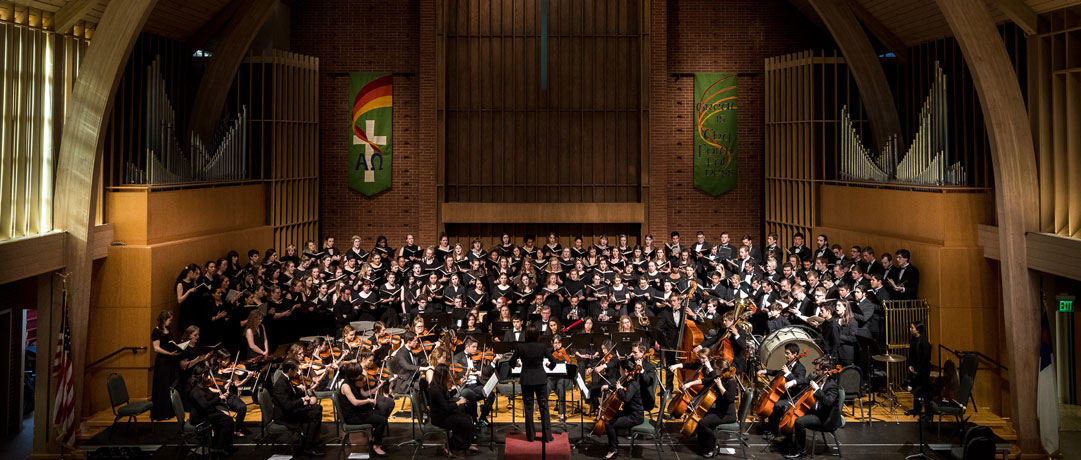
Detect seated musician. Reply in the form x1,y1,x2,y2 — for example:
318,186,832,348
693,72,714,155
188,364,237,455
210,349,252,437
781,357,841,458
452,336,496,427
271,358,324,457
587,340,620,413
629,341,656,412
357,351,396,418
392,332,430,395
685,358,738,458
500,315,525,342
668,347,713,387
339,361,389,457
695,311,748,372
600,358,644,459
756,343,807,392
428,364,480,455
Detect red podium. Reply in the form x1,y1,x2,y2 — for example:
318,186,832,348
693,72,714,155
503,432,572,460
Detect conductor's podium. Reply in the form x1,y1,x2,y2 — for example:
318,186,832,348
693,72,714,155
503,432,571,460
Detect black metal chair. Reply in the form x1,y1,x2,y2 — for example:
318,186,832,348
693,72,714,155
930,353,979,437
629,371,667,460
837,365,865,422
106,373,152,436
408,389,451,460
167,387,202,451
330,390,376,458
254,387,303,453
713,385,754,459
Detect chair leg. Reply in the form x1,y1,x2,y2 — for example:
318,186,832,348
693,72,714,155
832,431,842,457
810,431,818,460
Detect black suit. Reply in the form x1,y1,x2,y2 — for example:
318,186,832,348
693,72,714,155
393,346,426,394
189,384,235,450
503,328,525,342
271,374,322,448
452,352,494,422
653,309,684,386
894,264,920,300
605,377,644,451
509,342,558,441
792,379,840,451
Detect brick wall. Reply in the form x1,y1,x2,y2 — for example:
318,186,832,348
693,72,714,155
657,0,830,242
293,0,829,247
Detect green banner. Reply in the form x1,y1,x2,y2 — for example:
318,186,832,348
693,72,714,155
349,72,393,195
693,73,738,196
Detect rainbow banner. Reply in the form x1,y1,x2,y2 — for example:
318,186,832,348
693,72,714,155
349,72,393,195
693,73,738,196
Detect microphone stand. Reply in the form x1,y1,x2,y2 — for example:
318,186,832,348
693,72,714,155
905,396,928,459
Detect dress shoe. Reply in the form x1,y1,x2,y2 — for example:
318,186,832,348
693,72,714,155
371,446,388,457
605,450,619,459
303,446,325,457
703,451,717,458
784,450,806,458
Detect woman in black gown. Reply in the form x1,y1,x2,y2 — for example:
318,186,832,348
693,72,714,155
427,364,478,455
150,311,181,420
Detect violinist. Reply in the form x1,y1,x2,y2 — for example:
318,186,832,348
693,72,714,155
601,358,644,459
629,341,656,412
696,311,747,373
687,358,738,458
392,332,430,395
210,349,252,437
310,337,344,388
548,334,572,423
366,321,394,362
509,325,559,442
271,358,324,456
452,336,495,427
339,362,389,457
188,365,237,455
780,357,840,459
357,351,396,418
587,340,619,413
428,364,480,455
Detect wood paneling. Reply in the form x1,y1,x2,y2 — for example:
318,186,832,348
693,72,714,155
441,202,644,224
440,0,644,204
444,222,640,253
764,50,867,247
0,232,65,286
979,225,1081,281
234,50,319,255
105,184,268,246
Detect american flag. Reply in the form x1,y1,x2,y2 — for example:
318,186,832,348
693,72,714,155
51,289,76,447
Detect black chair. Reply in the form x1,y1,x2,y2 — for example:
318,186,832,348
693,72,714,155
330,390,376,458
408,389,451,460
712,385,754,459
167,387,203,452
629,371,667,460
805,387,845,459
930,353,979,437
254,388,303,453
837,365,865,422
949,425,996,460
106,373,152,435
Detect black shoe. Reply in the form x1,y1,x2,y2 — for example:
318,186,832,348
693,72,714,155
703,451,717,458
761,430,774,440
784,450,805,458
224,446,239,455
904,409,920,416
303,446,326,456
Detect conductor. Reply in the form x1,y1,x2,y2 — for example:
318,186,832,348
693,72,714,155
508,324,559,442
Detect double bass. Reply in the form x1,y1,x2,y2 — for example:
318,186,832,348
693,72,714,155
591,364,643,436
754,349,808,418
666,287,704,417
680,366,737,437
779,365,842,434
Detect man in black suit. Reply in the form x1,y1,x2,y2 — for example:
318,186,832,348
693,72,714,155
868,273,892,305
653,295,688,388
453,336,495,426
784,358,841,458
188,366,237,455
508,325,559,442
891,249,920,300
601,358,644,459
272,359,324,456
534,306,554,334
742,235,764,265
502,315,525,342
697,311,748,372
629,341,656,412
765,233,785,265
692,231,712,262
788,233,811,264
813,234,835,266
392,332,429,394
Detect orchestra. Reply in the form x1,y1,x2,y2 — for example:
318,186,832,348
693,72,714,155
150,231,921,458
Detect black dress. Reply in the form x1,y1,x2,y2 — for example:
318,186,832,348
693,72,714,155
150,327,179,420
428,384,474,451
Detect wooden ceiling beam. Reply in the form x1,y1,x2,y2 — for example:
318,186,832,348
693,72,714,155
187,0,277,144
846,0,908,62
935,0,1041,455
185,0,244,51
53,0,98,33
810,0,902,150
992,0,1038,35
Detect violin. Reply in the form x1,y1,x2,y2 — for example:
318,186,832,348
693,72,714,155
410,340,437,354
289,374,315,388
319,346,342,360
344,335,364,349
681,366,737,437
552,346,572,363
754,349,808,418
779,366,843,434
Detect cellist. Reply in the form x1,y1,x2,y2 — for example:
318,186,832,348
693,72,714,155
695,311,747,372
600,358,644,460
779,357,840,459
683,358,738,458
756,343,808,436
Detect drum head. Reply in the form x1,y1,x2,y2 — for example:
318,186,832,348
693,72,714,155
758,326,823,371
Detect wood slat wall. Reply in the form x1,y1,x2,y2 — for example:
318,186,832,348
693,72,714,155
234,50,320,254
1031,6,1081,239
440,0,644,203
764,50,867,248
0,13,88,242
444,222,640,252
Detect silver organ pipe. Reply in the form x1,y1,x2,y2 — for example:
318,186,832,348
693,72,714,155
838,63,964,187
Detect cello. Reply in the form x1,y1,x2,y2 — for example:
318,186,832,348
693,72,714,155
680,366,737,437
591,364,643,436
666,349,708,418
666,288,704,416
779,365,842,434
754,349,808,418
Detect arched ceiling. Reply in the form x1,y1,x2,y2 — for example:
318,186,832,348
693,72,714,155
10,0,234,41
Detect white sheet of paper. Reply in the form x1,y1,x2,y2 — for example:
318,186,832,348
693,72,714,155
577,372,589,399
510,358,567,374
483,373,499,397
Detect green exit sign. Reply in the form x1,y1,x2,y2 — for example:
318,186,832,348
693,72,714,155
1057,293,1076,313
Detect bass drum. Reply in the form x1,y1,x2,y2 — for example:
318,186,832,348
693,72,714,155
758,326,823,372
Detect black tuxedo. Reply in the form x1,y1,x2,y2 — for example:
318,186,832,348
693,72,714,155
503,328,525,342
894,263,920,300
788,244,811,263
271,374,322,448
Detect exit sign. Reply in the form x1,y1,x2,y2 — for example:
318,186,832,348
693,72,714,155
1057,293,1076,313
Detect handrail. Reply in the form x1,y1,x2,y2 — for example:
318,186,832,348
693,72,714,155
937,344,1008,371
87,346,147,369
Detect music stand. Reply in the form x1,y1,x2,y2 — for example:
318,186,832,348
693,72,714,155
491,341,522,433
611,332,639,355
596,321,618,334
420,312,451,332
449,308,472,328
491,321,512,342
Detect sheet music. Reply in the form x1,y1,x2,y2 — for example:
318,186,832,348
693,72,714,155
511,358,567,375
577,372,590,399
482,373,499,397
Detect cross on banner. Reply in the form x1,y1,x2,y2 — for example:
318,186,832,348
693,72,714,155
353,119,387,182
